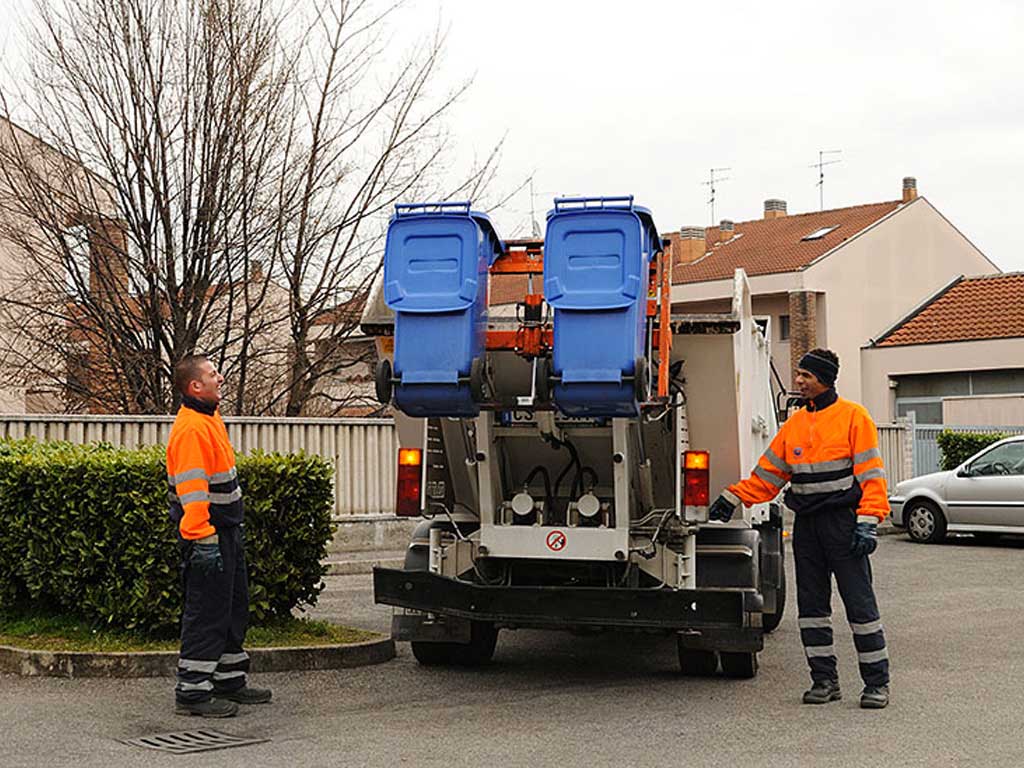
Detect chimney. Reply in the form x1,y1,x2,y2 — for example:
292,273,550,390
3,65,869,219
764,199,787,219
902,177,918,203
676,226,707,266
719,219,735,243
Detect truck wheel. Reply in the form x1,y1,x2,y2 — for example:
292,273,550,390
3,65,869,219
678,642,718,676
410,621,498,668
460,621,499,666
720,651,758,679
411,640,458,666
763,543,787,634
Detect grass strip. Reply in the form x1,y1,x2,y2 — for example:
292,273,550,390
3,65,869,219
0,611,376,653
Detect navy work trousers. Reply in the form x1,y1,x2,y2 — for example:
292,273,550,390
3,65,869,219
175,524,250,703
793,508,890,688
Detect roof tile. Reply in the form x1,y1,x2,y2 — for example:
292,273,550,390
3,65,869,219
489,200,905,304
668,200,903,284
876,273,1024,347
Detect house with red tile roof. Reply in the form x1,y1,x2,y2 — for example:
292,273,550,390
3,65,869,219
664,177,999,410
861,273,1024,426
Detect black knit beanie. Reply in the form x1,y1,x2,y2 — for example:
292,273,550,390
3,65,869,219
798,351,839,388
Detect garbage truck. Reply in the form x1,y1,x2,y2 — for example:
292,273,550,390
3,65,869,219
361,197,786,677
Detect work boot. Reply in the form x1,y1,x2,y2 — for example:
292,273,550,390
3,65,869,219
860,685,890,709
802,679,842,704
220,685,272,705
175,697,239,718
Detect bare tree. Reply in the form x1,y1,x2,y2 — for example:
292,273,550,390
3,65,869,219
0,0,504,415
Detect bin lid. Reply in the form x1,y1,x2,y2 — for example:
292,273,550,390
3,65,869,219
543,197,660,310
383,202,504,313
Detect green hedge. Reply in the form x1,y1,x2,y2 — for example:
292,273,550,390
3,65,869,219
936,430,1009,471
0,439,334,635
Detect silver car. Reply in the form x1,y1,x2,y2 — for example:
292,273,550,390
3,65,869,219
890,435,1024,543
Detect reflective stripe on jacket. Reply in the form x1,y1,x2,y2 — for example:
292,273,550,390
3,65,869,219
166,404,243,539
727,392,889,522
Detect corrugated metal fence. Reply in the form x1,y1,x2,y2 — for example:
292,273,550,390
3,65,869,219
3,414,1018,513
0,415,397,517
876,422,912,487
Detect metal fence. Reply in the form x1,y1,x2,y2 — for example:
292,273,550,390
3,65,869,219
876,422,912,487
3,413,1020,513
0,414,397,517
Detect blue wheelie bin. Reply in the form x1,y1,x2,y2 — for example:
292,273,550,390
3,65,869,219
383,202,503,417
543,196,660,417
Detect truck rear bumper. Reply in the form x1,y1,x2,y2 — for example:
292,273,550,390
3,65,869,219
373,567,764,650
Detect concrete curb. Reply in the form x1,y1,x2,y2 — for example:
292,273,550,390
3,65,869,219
325,556,403,576
0,635,395,679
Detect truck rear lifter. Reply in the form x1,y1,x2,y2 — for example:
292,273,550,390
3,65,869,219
363,197,787,678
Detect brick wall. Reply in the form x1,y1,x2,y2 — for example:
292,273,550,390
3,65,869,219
788,290,817,372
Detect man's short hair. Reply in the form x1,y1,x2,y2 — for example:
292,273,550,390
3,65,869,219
174,354,209,397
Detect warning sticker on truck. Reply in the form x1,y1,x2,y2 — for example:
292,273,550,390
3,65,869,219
545,530,567,552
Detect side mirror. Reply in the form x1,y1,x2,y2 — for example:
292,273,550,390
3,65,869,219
956,467,972,478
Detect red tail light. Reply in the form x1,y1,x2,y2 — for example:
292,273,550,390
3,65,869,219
683,450,710,506
396,448,423,517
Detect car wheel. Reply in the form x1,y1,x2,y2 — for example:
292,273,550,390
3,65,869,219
905,499,947,544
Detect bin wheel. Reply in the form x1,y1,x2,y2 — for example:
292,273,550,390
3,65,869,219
470,356,490,402
678,642,719,676
720,651,759,679
536,357,553,403
374,359,393,405
634,357,649,403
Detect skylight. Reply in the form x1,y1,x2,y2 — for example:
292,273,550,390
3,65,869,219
801,226,838,241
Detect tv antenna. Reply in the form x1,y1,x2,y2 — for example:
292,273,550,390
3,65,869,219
701,167,731,225
810,150,842,211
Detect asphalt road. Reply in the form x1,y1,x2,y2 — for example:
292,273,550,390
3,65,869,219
3,534,1024,768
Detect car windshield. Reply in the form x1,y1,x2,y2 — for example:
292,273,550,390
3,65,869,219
969,441,1024,476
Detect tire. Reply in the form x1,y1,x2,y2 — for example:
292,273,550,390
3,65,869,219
720,651,759,679
469,356,489,402
905,499,947,544
678,642,719,676
374,358,393,405
411,621,498,668
411,640,458,666
763,542,787,634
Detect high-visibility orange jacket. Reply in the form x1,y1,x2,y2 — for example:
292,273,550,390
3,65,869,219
166,400,244,540
724,390,889,523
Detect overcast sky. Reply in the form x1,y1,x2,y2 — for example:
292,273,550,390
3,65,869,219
397,0,1024,273
3,0,1021,273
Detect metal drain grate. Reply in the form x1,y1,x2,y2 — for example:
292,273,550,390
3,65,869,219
121,729,270,755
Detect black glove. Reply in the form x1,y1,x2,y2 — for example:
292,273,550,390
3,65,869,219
850,521,878,556
709,494,737,523
190,542,224,576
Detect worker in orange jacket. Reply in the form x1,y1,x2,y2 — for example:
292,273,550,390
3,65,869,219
709,348,890,709
167,354,271,718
